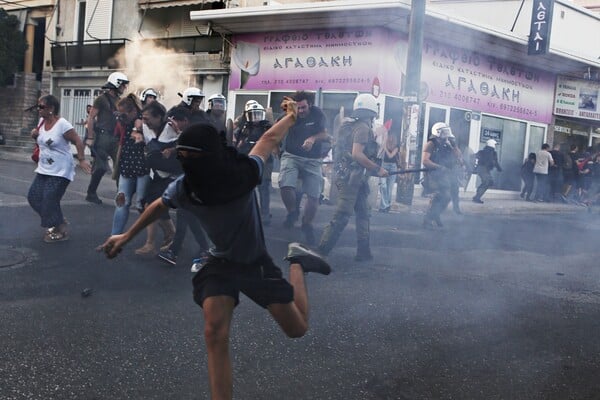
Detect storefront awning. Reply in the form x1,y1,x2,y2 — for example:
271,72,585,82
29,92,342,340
191,0,412,34
139,0,223,10
190,0,596,80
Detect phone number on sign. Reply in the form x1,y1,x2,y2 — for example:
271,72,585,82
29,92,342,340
438,91,481,105
499,103,538,116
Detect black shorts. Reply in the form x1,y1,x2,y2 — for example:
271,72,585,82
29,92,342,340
192,255,294,308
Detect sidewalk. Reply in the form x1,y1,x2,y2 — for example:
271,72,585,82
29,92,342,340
0,148,590,216
396,192,588,216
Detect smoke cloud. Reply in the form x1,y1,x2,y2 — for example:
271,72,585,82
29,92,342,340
110,39,195,108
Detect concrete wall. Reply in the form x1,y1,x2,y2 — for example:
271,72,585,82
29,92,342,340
0,73,40,137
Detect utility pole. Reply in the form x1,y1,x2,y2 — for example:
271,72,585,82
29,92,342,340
397,0,426,205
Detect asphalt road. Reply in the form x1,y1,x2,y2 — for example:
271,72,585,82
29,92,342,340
1,158,600,400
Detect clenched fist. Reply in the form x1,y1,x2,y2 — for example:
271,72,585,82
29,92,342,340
280,97,297,121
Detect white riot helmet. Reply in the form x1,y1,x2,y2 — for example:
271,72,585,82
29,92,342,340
103,72,129,89
486,139,497,148
208,94,227,111
351,93,379,119
431,122,452,139
179,87,205,106
245,102,266,122
245,100,259,110
140,88,158,103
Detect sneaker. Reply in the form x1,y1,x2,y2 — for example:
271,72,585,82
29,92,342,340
301,223,316,245
472,197,484,204
284,242,331,275
157,249,177,265
354,252,373,262
190,253,210,273
282,211,299,229
85,193,102,205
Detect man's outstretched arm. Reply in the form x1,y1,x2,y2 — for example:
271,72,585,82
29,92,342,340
249,97,297,162
98,198,169,258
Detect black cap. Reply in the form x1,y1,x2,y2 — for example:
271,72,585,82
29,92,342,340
177,123,222,153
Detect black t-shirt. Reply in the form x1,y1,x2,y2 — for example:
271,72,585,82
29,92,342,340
283,106,327,159
550,150,564,172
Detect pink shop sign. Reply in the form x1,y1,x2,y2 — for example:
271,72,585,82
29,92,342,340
421,40,555,123
229,29,407,94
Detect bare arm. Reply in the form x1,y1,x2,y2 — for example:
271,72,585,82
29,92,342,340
249,98,297,162
99,198,169,258
422,141,440,170
64,128,92,174
352,143,388,177
86,107,99,150
301,129,328,151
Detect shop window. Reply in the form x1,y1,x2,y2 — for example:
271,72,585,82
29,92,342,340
480,116,527,191
528,126,545,155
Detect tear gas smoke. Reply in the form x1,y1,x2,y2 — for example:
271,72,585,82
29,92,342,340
109,39,196,108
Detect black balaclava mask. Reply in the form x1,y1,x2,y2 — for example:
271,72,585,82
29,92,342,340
177,123,256,205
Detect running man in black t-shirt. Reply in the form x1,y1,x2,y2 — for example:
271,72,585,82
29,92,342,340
99,97,331,400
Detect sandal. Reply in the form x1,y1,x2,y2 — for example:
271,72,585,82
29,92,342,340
135,243,156,256
44,227,69,243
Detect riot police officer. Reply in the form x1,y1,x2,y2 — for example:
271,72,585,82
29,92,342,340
317,93,388,262
234,101,274,225
421,122,462,229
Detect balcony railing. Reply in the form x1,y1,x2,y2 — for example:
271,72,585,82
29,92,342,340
51,36,223,70
51,39,129,70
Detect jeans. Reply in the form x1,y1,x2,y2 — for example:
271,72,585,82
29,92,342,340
111,174,150,235
378,162,397,210
534,173,550,201
28,173,70,228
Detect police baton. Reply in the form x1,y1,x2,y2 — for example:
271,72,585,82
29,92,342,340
388,168,431,175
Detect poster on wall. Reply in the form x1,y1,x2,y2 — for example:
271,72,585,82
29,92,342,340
482,128,502,143
230,29,407,95
421,39,555,124
554,76,600,122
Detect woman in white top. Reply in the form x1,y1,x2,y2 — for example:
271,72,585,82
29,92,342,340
28,94,91,242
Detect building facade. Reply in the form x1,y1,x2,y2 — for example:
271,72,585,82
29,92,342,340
191,0,600,193
2,0,599,197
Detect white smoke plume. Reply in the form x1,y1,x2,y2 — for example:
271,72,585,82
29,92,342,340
109,39,195,108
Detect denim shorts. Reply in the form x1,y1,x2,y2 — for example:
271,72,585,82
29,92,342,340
278,152,323,198
192,255,294,308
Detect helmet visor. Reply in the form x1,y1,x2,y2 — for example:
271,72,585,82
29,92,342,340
210,98,226,110
438,127,452,138
247,109,265,122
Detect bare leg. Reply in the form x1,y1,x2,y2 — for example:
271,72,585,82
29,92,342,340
135,223,157,255
158,218,175,249
268,263,309,338
302,196,319,226
280,186,297,214
203,295,235,400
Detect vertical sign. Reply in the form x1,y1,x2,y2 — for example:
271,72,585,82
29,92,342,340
528,0,554,55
